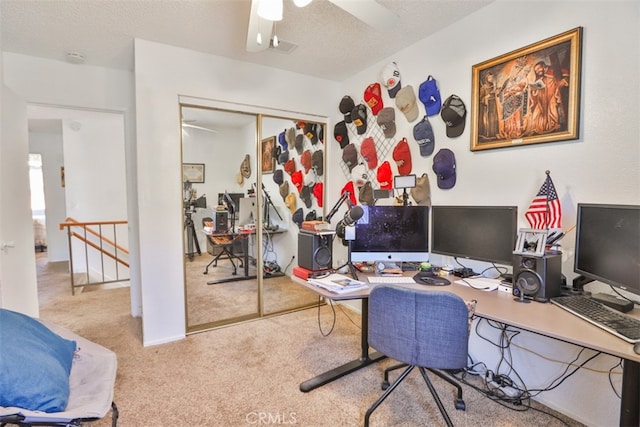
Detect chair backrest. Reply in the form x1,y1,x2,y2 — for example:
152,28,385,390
202,217,213,227
368,286,469,370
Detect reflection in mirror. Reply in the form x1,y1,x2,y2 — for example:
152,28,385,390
181,105,324,333
260,117,326,315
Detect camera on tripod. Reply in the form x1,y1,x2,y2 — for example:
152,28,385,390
183,180,207,213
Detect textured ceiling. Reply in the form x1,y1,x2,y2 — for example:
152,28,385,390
1,0,493,82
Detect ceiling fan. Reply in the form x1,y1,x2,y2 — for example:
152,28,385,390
246,0,399,53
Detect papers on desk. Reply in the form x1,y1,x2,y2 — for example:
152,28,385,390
454,277,501,292
308,273,369,294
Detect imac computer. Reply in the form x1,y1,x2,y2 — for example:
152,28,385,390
237,197,258,226
574,203,640,296
430,205,518,265
350,205,429,263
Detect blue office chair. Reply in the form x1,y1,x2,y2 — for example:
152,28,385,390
364,286,470,427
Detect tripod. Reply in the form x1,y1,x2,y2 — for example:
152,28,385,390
336,232,360,280
184,208,201,261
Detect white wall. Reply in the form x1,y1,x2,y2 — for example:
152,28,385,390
334,2,639,425
2,53,141,316
134,39,339,346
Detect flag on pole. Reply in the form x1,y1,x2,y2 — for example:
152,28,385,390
525,173,562,229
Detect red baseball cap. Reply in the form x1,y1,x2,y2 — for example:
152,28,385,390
291,170,303,193
284,158,296,175
377,161,393,190
313,182,323,207
341,181,357,206
364,82,384,115
360,137,378,169
300,149,312,173
392,138,412,176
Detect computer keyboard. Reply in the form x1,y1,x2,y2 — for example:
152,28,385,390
367,276,416,284
551,295,640,343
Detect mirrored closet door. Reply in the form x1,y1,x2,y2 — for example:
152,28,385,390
180,103,325,333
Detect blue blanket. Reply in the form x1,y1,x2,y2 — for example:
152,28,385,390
0,309,76,412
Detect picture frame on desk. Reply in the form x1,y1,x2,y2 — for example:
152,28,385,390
470,27,582,151
513,229,548,257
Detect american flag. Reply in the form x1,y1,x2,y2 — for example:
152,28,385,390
525,174,562,229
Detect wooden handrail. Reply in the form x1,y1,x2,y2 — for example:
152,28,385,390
69,231,130,268
60,217,129,255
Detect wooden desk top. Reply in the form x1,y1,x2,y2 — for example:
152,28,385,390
292,272,640,363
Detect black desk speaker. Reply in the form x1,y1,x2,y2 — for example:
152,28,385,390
512,253,562,302
298,232,332,271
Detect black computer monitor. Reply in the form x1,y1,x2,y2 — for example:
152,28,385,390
574,203,640,296
430,205,518,265
350,205,429,263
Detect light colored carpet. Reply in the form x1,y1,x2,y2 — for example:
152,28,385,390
35,253,584,426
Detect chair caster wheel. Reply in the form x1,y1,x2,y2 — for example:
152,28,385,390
455,399,465,411
381,381,390,390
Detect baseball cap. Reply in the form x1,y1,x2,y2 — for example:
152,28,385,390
376,107,396,138
294,134,305,155
278,130,288,151
279,181,289,200
292,207,304,227
342,143,358,171
360,137,378,169
311,150,323,176
364,83,384,115
291,170,303,193
333,121,349,149
440,94,467,138
300,185,312,208
351,163,367,189
351,104,368,135
273,169,284,185
285,127,296,147
313,182,323,207
419,75,442,116
395,85,419,123
277,149,289,165
413,116,435,157
381,62,402,98
341,181,357,206
285,192,297,213
300,149,312,173
305,123,319,144
410,173,431,206
359,181,374,206
284,158,296,175
392,138,412,176
339,96,356,123
377,161,393,190
432,148,456,189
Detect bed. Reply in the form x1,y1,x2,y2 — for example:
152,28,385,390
0,309,118,426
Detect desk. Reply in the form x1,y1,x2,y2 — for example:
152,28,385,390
293,274,640,426
205,228,286,285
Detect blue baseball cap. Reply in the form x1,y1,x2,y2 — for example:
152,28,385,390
413,116,435,157
419,75,442,116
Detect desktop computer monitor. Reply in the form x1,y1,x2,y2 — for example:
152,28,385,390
430,205,518,265
237,197,258,226
574,203,640,296
350,205,429,263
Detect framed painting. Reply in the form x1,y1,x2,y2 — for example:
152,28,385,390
470,27,582,151
261,136,276,174
182,163,205,183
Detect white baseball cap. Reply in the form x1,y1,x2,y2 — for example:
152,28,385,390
381,62,402,98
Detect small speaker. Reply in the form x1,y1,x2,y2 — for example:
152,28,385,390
298,232,332,271
512,253,562,302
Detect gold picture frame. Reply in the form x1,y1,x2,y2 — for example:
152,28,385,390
182,163,205,183
470,27,583,151
261,136,276,174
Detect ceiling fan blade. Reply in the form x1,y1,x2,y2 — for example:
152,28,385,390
246,0,274,52
328,0,399,31
182,123,218,134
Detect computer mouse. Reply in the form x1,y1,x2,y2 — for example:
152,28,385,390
634,342,640,355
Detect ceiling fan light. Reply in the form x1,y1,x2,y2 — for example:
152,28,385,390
257,0,283,21
293,0,312,7
257,32,263,45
